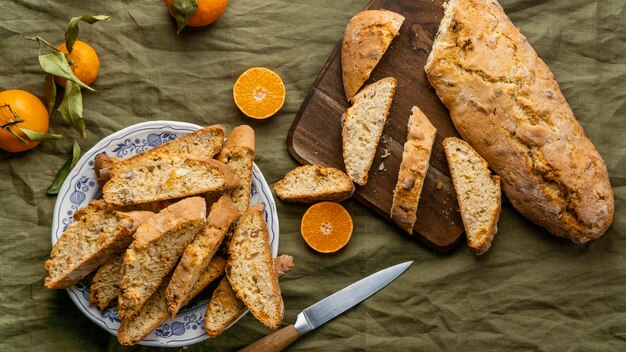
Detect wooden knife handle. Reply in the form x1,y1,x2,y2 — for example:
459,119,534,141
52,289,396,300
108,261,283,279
238,324,301,352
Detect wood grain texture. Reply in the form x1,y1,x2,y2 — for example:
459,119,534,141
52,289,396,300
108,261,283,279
287,0,464,253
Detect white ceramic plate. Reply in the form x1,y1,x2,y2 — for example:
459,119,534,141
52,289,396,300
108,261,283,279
51,121,279,347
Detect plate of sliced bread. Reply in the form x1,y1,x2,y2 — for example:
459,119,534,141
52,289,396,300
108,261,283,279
47,121,283,347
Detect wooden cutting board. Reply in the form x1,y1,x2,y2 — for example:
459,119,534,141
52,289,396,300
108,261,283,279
287,0,464,253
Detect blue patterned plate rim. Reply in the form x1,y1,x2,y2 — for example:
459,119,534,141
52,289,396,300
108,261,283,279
50,120,279,347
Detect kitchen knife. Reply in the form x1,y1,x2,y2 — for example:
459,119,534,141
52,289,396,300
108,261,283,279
238,261,413,352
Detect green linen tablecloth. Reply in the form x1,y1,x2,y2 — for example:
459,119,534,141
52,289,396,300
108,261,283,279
1,0,625,351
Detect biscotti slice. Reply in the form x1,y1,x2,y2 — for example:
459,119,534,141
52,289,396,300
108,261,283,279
117,276,172,346
205,255,294,337
166,195,239,317
74,199,176,221
341,10,405,100
103,125,225,186
443,137,501,255
180,255,227,308
226,204,283,329
118,197,206,319
217,125,255,213
118,257,227,346
44,210,141,289
342,77,397,186
103,153,239,206
391,107,437,234
94,153,119,188
89,253,124,310
274,165,354,203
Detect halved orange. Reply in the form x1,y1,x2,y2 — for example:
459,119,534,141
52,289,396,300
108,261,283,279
300,202,353,253
233,67,285,119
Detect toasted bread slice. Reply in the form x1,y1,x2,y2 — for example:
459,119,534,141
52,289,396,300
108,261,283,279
342,77,397,186
44,210,142,289
103,153,239,206
101,125,225,186
226,204,283,329
217,125,256,213
443,137,501,255
341,10,404,100
205,255,293,337
166,195,239,317
118,197,206,319
274,165,354,204
391,107,437,234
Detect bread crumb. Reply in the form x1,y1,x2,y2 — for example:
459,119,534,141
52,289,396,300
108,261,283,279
436,181,443,190
380,149,390,159
378,162,385,171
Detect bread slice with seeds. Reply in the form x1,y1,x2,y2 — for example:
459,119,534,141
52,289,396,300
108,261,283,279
391,107,437,234
443,137,501,255
342,77,397,186
100,125,225,187
118,197,206,319
103,153,239,206
205,255,293,337
166,195,239,317
274,165,354,203
226,204,283,329
217,125,255,213
342,10,405,100
44,210,144,289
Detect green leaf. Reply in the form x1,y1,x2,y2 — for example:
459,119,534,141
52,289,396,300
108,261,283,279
4,126,29,144
47,140,81,195
38,51,95,92
65,15,112,53
19,127,63,141
171,0,198,34
44,74,57,114
58,80,86,137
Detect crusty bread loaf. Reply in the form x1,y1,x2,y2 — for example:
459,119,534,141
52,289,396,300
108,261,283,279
342,77,397,186
166,195,239,317
103,153,239,206
443,137,501,255
102,125,225,187
117,276,171,346
118,197,206,319
45,210,140,289
217,125,255,213
94,153,118,188
425,0,614,242
274,165,354,204
89,253,124,310
225,204,283,329
205,255,293,337
341,10,404,101
391,107,437,234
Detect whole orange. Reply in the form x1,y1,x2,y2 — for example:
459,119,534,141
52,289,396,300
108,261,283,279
0,89,50,152
165,0,228,27
54,40,100,87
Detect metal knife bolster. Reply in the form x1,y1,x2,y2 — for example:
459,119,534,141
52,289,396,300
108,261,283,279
294,311,313,335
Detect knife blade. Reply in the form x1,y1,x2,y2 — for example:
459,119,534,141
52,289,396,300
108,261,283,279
238,261,413,352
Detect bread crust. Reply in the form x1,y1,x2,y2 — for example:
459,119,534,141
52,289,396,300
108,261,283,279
391,107,437,234
425,0,613,242
341,10,404,100
217,125,255,213
274,165,354,204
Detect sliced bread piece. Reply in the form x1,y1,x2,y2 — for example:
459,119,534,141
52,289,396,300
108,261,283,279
205,255,294,337
342,10,405,101
342,77,397,186
166,195,239,317
44,210,142,289
94,153,119,188
225,204,283,329
443,137,501,255
217,125,256,213
102,125,225,187
274,165,355,204
180,255,227,308
103,153,239,206
74,199,175,221
391,107,437,234
118,197,206,319
89,253,124,310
